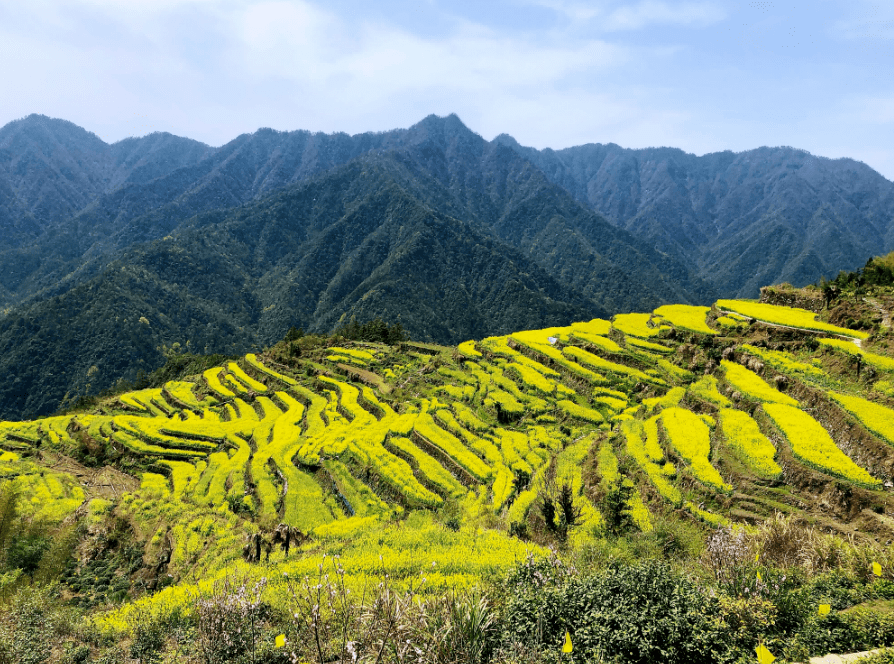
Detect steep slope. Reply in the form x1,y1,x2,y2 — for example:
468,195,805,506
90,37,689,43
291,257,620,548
494,135,894,296
0,159,595,419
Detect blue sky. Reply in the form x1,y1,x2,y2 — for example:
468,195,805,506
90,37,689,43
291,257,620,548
2,0,892,179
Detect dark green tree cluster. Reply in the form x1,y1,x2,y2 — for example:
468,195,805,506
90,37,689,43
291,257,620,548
332,317,407,345
820,251,894,293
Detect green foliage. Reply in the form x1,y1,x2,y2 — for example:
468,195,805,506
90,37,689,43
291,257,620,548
333,316,407,345
598,479,636,537
502,558,725,664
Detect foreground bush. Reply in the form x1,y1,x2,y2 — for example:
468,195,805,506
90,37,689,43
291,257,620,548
501,556,725,664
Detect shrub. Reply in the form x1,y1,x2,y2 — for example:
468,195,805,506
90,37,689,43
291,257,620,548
194,576,268,664
598,479,636,537
502,559,725,664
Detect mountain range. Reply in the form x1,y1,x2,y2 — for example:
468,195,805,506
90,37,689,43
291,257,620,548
0,112,892,419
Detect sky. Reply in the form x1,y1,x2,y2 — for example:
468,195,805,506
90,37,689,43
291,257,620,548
1,0,892,180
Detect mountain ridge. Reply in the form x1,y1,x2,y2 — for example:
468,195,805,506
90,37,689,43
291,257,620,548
1,112,892,419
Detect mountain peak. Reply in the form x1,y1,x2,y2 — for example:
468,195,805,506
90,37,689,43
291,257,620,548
0,113,108,151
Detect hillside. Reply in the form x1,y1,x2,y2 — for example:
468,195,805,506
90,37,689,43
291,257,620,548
3,285,894,662
0,114,719,421
494,135,894,297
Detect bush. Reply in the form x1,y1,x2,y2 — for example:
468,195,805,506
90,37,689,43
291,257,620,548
502,558,725,664
194,576,268,664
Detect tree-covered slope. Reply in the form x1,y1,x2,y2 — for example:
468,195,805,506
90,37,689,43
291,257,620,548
494,135,894,296
0,158,598,419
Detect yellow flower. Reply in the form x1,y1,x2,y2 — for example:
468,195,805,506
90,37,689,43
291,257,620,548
818,604,831,616
756,643,775,664
275,634,286,648
561,631,573,654
873,562,882,577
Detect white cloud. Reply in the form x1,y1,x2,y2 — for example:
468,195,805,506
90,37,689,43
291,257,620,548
224,3,627,100
519,0,726,30
602,1,726,31
848,94,894,125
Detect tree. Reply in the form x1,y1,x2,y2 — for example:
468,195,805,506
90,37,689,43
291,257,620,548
599,479,636,537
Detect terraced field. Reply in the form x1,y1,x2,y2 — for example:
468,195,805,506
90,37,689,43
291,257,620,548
3,296,894,639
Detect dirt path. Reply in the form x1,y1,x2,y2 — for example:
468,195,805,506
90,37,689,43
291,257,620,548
716,309,864,348
40,450,139,499
864,296,892,330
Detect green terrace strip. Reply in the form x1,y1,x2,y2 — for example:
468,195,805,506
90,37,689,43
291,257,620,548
643,386,685,413
555,437,604,539
227,362,267,392
716,299,871,339
486,367,550,413
818,338,894,371
457,340,482,357
829,392,894,447
245,353,298,385
684,501,728,527
490,429,540,475
739,344,828,381
716,315,747,329
571,318,613,337
594,386,628,401
413,413,492,482
484,388,525,416
437,384,473,401
435,410,501,465
622,419,682,506
661,407,732,492
491,463,514,510
625,336,673,354
165,380,215,409
655,357,693,382
160,460,201,500
642,416,666,463
720,360,799,405
505,361,575,396
327,354,365,366
437,366,478,385
570,331,624,352
563,346,666,386
203,367,235,398
597,441,621,487
762,403,881,487
451,402,490,433
612,312,664,338
718,409,782,479
508,329,606,383
653,304,717,335
480,336,521,358
688,375,732,408
557,399,605,424
328,346,376,362
594,394,627,412
386,436,466,499
323,458,393,518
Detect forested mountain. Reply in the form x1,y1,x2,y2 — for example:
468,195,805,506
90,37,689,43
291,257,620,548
493,135,894,296
0,112,892,419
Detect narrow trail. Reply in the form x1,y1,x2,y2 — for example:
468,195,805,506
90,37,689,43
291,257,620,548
863,296,892,330
716,309,864,348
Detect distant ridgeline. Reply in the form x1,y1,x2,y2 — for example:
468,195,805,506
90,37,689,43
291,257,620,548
3,112,894,423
